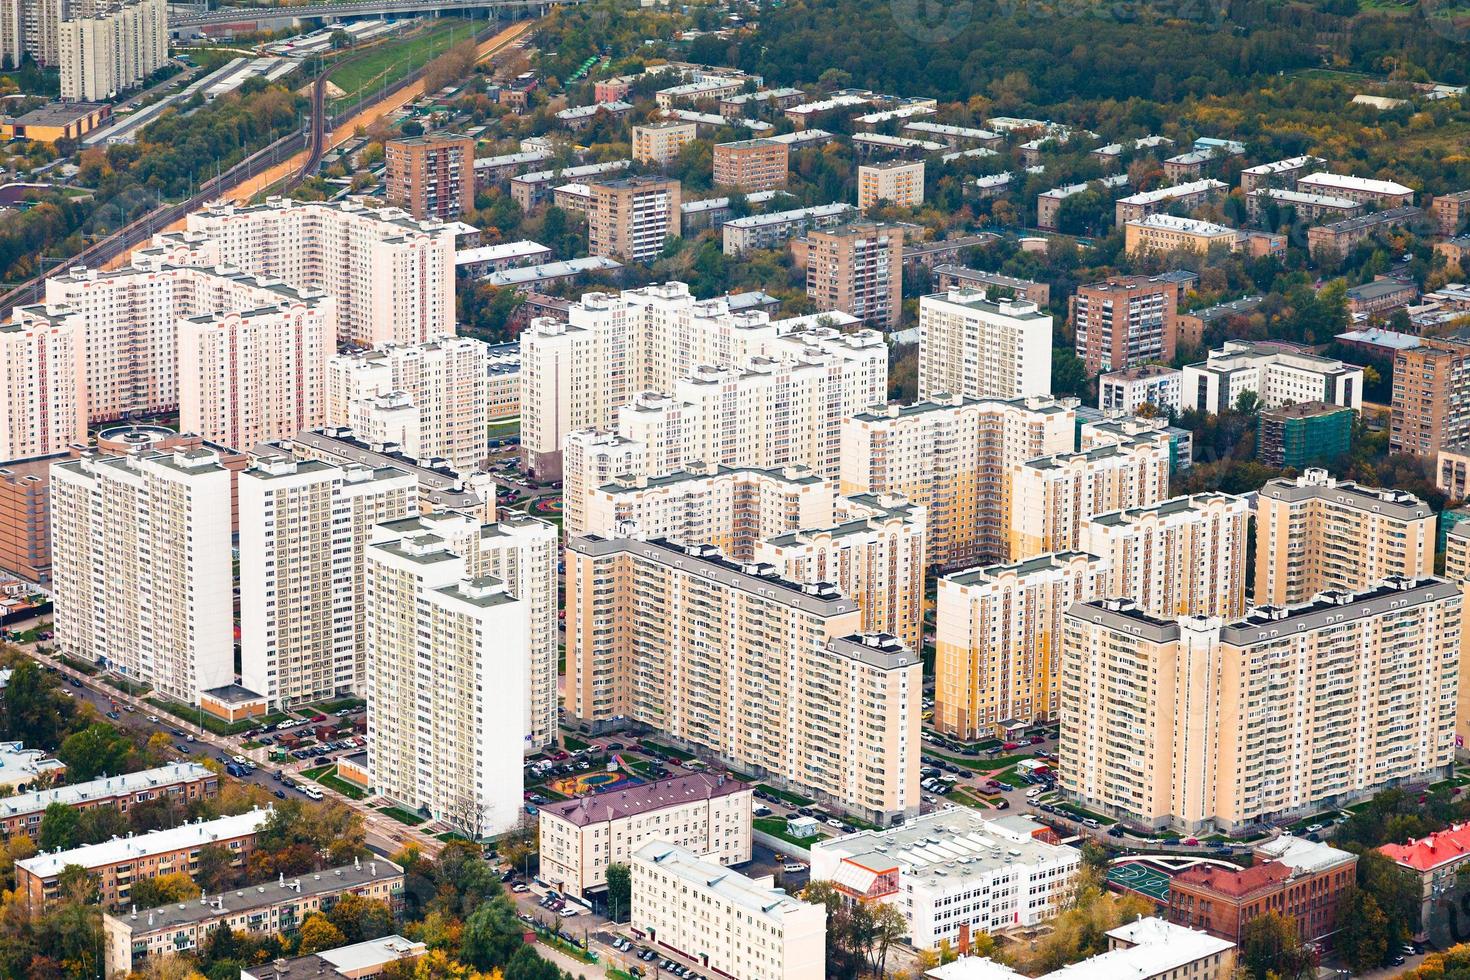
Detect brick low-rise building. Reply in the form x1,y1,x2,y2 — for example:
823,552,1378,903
0,764,217,842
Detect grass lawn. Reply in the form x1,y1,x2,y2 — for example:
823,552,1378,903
328,19,474,111
378,805,428,826
562,734,590,751
145,697,287,737
105,675,151,697
641,740,695,762
486,418,520,439
436,830,472,843
754,816,828,848
304,697,365,715
993,767,1031,788
754,784,816,808
58,655,98,675
1286,810,1341,833
1056,801,1115,825
929,750,1039,772
306,765,366,800
626,759,663,778
302,765,333,780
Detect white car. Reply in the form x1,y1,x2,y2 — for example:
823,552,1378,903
147,715,160,723
1025,787,1043,798
782,862,807,873
232,755,247,765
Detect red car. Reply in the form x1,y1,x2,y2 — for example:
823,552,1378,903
1029,736,1045,744
550,750,569,761
1002,742,1021,750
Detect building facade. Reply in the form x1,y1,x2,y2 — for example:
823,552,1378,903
1072,276,1179,375
1391,339,1470,457
918,290,1053,402
804,222,903,330
858,159,924,209
58,0,167,101
0,763,216,842
1258,402,1353,468
588,176,681,263
632,121,698,166
385,133,475,220
1182,340,1364,415
0,307,82,461
713,138,788,192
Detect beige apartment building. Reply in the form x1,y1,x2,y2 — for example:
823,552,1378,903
565,535,921,824
935,551,1108,739
327,336,490,473
840,395,1076,567
539,773,752,899
713,138,789,192
1008,432,1173,560
632,841,826,980
1444,520,1470,747
178,293,335,452
1062,577,1461,832
365,517,529,838
588,176,681,264
804,222,903,330
51,449,235,705
1254,469,1435,607
0,306,82,461
165,198,457,348
632,121,698,166
385,133,475,220
239,456,416,708
1124,214,1240,256
858,159,924,209
918,289,1053,401
1081,492,1250,621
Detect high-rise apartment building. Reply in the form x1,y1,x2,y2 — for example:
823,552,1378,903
385,133,475,221
934,551,1108,739
1062,578,1461,832
1008,432,1174,560
51,449,234,704
518,283,879,478
1080,492,1249,621
163,198,456,348
58,0,167,102
239,456,416,708
365,517,528,837
565,535,921,824
840,395,1077,567
632,121,697,166
804,222,902,330
857,159,924,209
712,138,789,192
918,289,1053,401
327,337,490,473
1391,338,1470,457
178,295,336,451
0,307,82,461
1182,340,1364,416
1253,468,1435,607
588,176,681,263
1072,276,1179,375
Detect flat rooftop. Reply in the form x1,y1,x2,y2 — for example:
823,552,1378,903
540,772,748,827
17,808,272,879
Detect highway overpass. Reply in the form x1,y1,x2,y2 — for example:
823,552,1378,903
170,0,576,28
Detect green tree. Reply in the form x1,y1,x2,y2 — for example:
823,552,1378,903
1336,886,1391,974
1050,346,1091,401
38,802,79,852
503,945,561,980
1239,911,1313,980
56,724,134,781
2,660,65,749
459,895,524,970
194,842,237,895
75,802,127,846
605,861,631,923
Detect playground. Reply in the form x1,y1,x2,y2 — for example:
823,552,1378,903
530,496,564,517
548,756,642,797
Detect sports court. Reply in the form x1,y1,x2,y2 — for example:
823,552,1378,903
1106,860,1174,904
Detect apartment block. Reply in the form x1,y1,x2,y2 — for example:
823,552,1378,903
1258,402,1353,469
385,133,475,220
239,456,416,708
103,859,404,977
326,336,490,473
1296,172,1415,208
1433,189,1470,236
1114,179,1227,225
1081,492,1250,620
1072,276,1179,375
1098,364,1182,415
811,810,1079,951
1308,206,1423,261
59,0,167,101
722,203,857,254
918,289,1053,401
632,841,826,980
1008,432,1173,559
539,773,752,899
1381,823,1470,944
166,198,456,348
1246,188,1362,224
0,306,82,461
1062,578,1461,832
0,453,61,582
365,517,528,837
1240,156,1322,194
713,138,788,192
1036,175,1131,231
1182,340,1364,415
51,449,234,704
1391,338,1470,457
935,551,1108,739
15,808,271,910
932,265,1050,306
518,282,879,478
802,222,902,330
840,395,1076,567
0,763,216,842
1253,469,1435,607
1125,214,1240,256
588,176,681,264
178,293,335,451
858,159,925,209
565,536,921,824
632,121,697,166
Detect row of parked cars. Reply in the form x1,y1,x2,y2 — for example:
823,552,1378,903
609,938,708,979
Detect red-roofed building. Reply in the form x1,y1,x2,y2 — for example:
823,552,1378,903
1380,822,1470,939
1168,840,1357,947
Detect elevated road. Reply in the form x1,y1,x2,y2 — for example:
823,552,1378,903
171,0,575,28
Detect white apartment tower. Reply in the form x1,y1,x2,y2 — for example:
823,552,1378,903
58,0,167,102
239,456,416,708
918,289,1053,401
326,337,490,472
0,306,83,461
50,449,234,704
365,518,529,837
